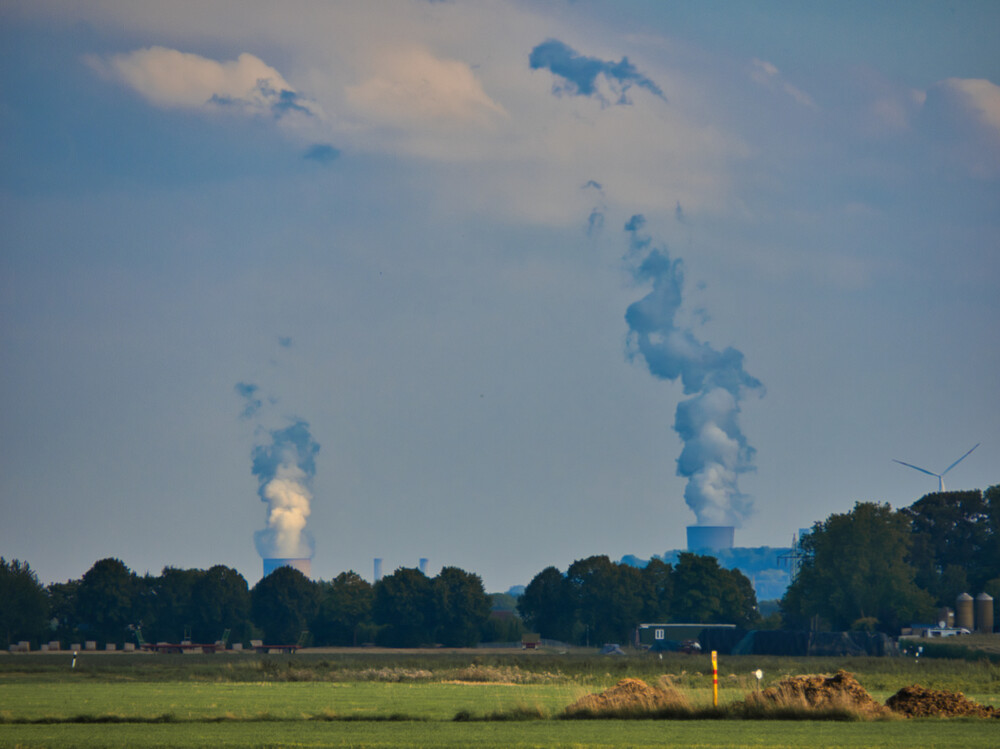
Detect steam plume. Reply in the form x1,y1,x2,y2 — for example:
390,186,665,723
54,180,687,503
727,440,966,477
623,215,762,526
250,418,320,559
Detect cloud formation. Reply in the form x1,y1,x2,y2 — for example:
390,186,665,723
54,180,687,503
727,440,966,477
346,46,507,126
234,382,262,419
750,58,817,109
88,46,320,119
936,78,1000,135
303,144,340,163
529,38,666,105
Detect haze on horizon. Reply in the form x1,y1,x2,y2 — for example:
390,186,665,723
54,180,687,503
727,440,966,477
1,0,998,593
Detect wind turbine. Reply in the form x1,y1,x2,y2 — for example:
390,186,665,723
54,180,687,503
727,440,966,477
893,443,980,492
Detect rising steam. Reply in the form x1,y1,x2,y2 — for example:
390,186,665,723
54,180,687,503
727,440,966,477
236,381,320,559
623,215,763,526
250,419,320,559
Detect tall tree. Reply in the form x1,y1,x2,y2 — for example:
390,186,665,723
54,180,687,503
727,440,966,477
313,571,373,646
372,568,436,647
903,489,993,597
518,566,577,642
639,558,673,622
250,566,317,644
46,579,81,645
145,567,204,642
190,565,250,644
566,556,644,645
671,553,758,627
0,558,49,648
76,558,140,644
433,566,491,647
781,502,935,632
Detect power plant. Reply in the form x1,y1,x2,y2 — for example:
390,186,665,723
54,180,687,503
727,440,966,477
687,525,735,552
262,557,312,578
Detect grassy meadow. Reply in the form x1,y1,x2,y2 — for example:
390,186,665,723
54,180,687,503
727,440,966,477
1,648,998,748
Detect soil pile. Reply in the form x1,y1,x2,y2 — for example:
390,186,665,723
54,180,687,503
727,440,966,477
886,685,999,718
564,678,683,716
755,670,889,716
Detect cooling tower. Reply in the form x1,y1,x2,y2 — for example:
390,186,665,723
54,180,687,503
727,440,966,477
687,525,735,552
262,558,312,578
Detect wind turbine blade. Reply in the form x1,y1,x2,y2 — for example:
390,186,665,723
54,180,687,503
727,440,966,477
892,459,940,478
941,443,980,476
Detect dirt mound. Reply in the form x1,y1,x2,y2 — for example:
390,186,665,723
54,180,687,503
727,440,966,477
564,678,682,716
886,685,998,718
756,670,889,716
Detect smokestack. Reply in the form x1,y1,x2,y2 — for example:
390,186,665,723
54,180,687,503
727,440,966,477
687,525,735,552
263,558,312,578
374,558,383,582
419,558,428,575
623,215,763,529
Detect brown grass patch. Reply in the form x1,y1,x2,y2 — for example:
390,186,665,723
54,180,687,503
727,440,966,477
737,670,891,720
563,678,695,719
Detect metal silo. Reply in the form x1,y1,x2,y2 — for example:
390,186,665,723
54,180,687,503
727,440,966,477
955,592,974,630
975,593,994,633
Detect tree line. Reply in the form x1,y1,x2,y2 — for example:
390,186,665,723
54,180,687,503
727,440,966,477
781,486,1000,633
518,553,758,645
3,485,997,648
1,559,516,650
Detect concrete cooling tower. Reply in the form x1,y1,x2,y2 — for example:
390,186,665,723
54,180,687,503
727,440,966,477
687,525,735,552
262,558,312,578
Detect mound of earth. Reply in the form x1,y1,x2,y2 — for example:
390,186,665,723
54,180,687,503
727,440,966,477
886,685,998,718
757,670,889,716
564,678,679,716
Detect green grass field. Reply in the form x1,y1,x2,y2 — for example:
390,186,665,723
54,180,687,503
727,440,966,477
1,649,998,748
4,720,1000,749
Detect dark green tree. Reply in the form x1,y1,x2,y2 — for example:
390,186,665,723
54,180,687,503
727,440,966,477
372,568,436,647
518,566,576,642
313,571,373,646
904,489,994,598
250,566,318,644
566,556,644,645
639,557,673,622
190,565,250,644
76,558,140,645
781,502,935,632
671,553,758,627
0,558,49,648
145,567,204,642
46,579,81,645
433,566,491,647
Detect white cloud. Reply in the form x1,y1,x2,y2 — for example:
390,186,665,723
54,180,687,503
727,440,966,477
750,58,817,110
346,46,507,127
939,77,1000,135
87,46,320,120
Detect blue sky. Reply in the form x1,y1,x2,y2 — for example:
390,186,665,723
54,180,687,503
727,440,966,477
1,1,998,593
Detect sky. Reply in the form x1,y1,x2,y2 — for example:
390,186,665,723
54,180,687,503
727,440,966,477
1,0,998,594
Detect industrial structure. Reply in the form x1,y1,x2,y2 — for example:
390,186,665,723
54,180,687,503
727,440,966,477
687,525,735,551
262,557,312,578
